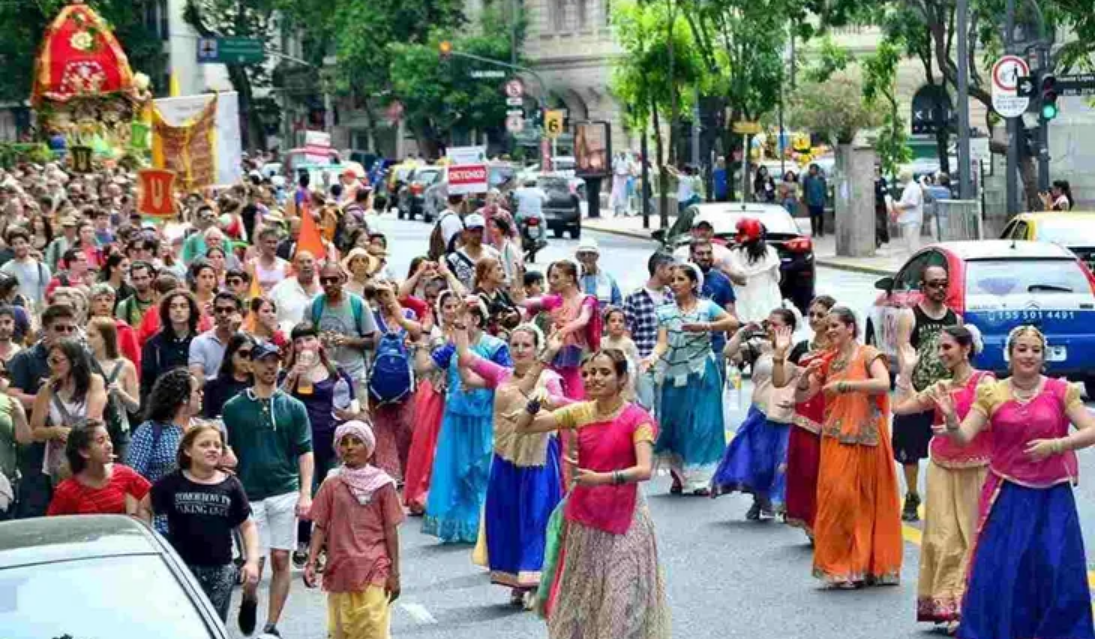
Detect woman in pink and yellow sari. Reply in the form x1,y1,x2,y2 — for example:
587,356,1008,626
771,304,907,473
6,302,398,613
515,349,670,639
934,325,1095,639
520,260,598,400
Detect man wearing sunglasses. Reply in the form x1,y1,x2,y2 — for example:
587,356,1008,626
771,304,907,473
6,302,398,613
893,264,959,522
189,291,244,385
7,304,78,518
306,261,377,392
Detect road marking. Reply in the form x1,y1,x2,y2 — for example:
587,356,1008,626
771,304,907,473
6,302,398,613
400,602,438,624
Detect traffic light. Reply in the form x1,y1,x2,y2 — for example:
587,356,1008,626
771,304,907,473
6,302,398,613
1040,74,1059,120
439,41,452,60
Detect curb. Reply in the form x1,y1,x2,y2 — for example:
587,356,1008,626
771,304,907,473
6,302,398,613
812,259,895,277
584,223,662,243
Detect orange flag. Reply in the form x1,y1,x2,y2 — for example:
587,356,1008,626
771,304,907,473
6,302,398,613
294,201,326,261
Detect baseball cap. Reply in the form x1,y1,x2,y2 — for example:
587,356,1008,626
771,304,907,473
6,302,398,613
576,238,600,254
250,341,281,360
464,213,486,229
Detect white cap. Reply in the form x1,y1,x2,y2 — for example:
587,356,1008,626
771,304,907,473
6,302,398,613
464,213,486,228
576,238,600,254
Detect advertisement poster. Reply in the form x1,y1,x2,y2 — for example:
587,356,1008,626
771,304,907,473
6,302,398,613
153,91,242,186
574,121,611,178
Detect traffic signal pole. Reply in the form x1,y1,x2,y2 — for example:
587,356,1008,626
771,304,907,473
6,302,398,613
1005,0,1020,215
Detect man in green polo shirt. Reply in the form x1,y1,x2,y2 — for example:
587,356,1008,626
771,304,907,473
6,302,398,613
223,340,313,637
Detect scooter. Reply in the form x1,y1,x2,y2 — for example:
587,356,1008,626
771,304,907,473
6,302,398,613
521,217,547,262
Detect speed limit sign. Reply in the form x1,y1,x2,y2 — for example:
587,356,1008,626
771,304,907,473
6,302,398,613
544,110,564,139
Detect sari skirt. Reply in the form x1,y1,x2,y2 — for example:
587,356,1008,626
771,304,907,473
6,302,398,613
371,400,414,482
959,480,1094,639
812,435,903,585
784,426,821,534
711,406,790,512
402,380,445,511
484,441,563,589
916,461,987,623
655,358,725,492
546,497,670,639
422,410,493,544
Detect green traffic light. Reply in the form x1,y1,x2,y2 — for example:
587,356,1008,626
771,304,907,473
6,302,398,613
1042,103,1058,120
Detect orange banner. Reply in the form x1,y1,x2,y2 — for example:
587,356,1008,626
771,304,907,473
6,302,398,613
137,169,176,217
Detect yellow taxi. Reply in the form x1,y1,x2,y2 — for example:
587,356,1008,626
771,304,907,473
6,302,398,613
1000,212,1095,272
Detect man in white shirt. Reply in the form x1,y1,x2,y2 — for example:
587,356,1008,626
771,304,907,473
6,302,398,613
269,251,321,333
512,179,548,228
445,214,500,289
892,168,924,254
672,214,745,285
438,194,466,252
0,227,49,306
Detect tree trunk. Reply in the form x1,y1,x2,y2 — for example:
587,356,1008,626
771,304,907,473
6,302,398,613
935,127,950,176
652,95,669,228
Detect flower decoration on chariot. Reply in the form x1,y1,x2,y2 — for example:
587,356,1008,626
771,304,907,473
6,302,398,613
70,30,94,52
60,61,108,96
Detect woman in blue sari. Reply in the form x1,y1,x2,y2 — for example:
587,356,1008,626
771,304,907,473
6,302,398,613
421,296,511,543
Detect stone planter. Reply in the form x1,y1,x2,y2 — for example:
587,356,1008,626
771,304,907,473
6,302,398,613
834,143,878,258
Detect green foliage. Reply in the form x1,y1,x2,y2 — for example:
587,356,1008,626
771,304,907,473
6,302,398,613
0,0,167,102
0,142,53,168
789,77,881,145
802,36,853,85
862,40,911,177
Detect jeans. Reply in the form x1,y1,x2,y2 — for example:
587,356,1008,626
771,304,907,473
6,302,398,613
808,205,825,237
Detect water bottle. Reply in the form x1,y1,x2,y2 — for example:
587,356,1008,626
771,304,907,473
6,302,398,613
332,377,352,419
726,363,743,411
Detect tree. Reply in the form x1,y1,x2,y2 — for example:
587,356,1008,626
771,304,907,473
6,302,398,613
789,77,881,145
0,0,166,105
862,39,912,179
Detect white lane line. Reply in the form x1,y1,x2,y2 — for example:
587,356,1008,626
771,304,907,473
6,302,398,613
400,602,438,624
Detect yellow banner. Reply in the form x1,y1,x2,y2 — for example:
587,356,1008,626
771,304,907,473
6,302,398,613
151,94,218,191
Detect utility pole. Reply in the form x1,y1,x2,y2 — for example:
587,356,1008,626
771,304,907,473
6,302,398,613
1005,0,1020,215
956,0,973,199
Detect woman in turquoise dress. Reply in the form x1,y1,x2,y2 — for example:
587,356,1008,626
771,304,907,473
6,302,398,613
421,297,512,543
641,262,739,495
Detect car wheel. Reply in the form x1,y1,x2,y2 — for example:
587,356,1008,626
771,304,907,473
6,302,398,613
570,226,581,240
553,227,564,239
865,320,877,347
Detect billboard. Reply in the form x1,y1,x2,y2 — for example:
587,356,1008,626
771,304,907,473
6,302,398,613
574,121,611,178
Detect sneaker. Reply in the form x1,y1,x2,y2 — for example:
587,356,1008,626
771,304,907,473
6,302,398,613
745,502,762,521
238,593,258,636
291,543,308,569
902,493,920,522
262,624,281,638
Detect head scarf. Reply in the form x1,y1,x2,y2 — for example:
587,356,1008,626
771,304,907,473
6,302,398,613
332,420,394,504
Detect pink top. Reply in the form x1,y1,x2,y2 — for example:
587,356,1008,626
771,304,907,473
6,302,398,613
972,377,1082,488
310,479,404,593
471,356,569,466
553,402,657,535
924,371,993,468
538,293,598,350
471,356,566,399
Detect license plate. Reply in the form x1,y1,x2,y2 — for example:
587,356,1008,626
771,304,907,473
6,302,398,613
1004,344,1067,362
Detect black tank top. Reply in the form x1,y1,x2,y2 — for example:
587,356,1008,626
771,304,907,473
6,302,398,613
910,304,959,391
910,304,958,350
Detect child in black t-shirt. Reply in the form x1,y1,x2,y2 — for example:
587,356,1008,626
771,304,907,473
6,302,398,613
139,424,260,623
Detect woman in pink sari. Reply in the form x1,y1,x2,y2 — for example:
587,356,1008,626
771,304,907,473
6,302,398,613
516,349,669,639
520,260,598,400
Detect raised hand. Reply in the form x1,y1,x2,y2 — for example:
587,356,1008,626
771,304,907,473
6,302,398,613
773,325,794,358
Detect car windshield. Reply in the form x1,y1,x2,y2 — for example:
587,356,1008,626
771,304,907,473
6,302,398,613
965,259,1090,297
1035,219,1095,246
489,166,515,187
538,178,570,194
415,169,441,184
0,554,216,638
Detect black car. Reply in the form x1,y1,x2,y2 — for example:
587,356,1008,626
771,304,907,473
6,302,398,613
0,515,230,638
397,166,442,221
653,203,816,313
539,174,583,239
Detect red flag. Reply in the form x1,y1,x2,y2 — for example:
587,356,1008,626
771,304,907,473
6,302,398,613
294,200,326,261
137,169,176,217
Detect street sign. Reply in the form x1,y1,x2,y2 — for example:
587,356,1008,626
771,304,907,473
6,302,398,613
1057,73,1095,97
506,108,523,116
470,70,506,79
505,97,524,107
504,78,524,99
505,114,524,134
196,37,265,64
446,146,487,164
1016,75,1036,98
544,110,565,139
448,164,489,195
990,55,1030,118
732,121,762,135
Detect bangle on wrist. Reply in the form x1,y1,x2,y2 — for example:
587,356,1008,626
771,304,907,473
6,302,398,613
525,398,542,415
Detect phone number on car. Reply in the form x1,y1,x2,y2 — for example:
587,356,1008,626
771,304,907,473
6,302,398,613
974,310,1078,322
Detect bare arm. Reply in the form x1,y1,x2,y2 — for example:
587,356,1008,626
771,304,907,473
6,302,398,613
641,327,669,372
188,365,206,387
9,397,33,445
30,387,66,443
895,308,916,380
86,375,108,421
513,403,564,434
838,356,891,396
136,493,153,523
567,440,654,486
114,362,141,413
383,522,401,602
936,392,990,447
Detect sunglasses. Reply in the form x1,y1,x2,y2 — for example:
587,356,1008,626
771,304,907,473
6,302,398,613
924,280,948,289
51,325,76,333
320,276,341,284
237,349,253,357
214,306,236,315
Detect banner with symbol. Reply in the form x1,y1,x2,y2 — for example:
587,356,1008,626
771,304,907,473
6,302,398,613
151,94,218,191
137,169,177,218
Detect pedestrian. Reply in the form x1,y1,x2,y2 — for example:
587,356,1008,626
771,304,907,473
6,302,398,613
516,349,670,638
779,170,799,215
891,168,925,253
456,323,566,607
246,296,289,352
366,282,421,480
874,168,890,247
894,264,959,522
341,248,378,299
611,152,631,217
1039,179,1074,211
712,310,798,518
474,257,521,336
725,218,782,325
690,238,737,360
600,306,639,398
0,275,31,344
46,421,149,516
794,307,902,588
642,263,738,495
802,163,827,238
303,420,404,639
445,214,501,291
576,239,622,307
419,297,510,543
188,259,219,320
403,290,461,515
934,325,1095,639
753,166,776,203
202,332,255,418
520,260,597,400
86,317,140,438
774,295,836,538
889,325,990,633
270,250,321,334
140,424,260,622
713,157,729,202
251,226,291,295
100,252,135,304
623,252,676,411
0,227,50,308
309,260,378,395
223,340,315,638
0,306,21,366
189,291,243,385
141,290,200,407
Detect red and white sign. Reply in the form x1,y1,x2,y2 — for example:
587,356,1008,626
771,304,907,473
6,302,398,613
991,55,1030,118
504,78,524,98
137,169,177,218
448,163,488,195
303,130,332,163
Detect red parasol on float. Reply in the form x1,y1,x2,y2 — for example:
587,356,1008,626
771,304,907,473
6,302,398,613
30,1,136,107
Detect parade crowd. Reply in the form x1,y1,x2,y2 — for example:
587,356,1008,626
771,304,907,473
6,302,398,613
0,158,1093,639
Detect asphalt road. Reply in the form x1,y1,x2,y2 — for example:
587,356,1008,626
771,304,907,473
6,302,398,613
227,215,1095,639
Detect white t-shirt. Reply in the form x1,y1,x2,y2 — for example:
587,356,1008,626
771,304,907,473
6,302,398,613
673,242,735,274
897,181,924,226
0,258,50,305
513,187,548,220
270,277,319,333
726,245,782,324
438,210,464,248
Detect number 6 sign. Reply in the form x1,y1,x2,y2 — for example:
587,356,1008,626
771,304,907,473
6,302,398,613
544,110,564,139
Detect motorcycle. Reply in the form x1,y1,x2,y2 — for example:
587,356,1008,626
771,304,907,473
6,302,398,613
520,216,547,262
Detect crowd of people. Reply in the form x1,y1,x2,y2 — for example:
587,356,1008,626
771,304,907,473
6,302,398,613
0,157,1092,639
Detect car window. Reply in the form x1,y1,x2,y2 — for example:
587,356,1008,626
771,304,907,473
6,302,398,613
0,554,216,638
489,167,516,188
966,258,1091,297
667,207,698,239
1011,221,1029,240
894,251,946,291
1034,218,1095,246
416,170,441,185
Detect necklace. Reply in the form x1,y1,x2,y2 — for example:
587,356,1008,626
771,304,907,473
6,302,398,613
1009,377,1042,404
593,398,625,420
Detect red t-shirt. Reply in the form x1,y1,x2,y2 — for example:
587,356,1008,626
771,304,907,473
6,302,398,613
47,464,152,516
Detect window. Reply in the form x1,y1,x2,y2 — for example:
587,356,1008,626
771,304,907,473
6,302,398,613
894,250,946,291
965,259,1090,297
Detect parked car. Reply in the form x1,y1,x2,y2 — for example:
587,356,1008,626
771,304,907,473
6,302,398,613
653,202,816,312
866,240,1095,395
539,174,584,239
397,166,443,221
1000,212,1095,274
0,515,230,638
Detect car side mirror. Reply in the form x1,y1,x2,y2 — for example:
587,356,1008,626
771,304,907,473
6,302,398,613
651,229,666,244
874,276,894,292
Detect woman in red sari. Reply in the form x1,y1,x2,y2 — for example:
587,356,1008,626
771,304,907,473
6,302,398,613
516,349,669,638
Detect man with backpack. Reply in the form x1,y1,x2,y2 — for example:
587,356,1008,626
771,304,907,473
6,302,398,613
308,261,378,395
428,194,467,261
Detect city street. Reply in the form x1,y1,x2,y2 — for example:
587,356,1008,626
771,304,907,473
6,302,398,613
229,214,1095,639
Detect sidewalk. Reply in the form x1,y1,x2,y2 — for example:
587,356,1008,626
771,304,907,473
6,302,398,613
583,213,907,277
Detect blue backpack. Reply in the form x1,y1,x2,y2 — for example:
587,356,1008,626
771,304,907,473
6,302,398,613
368,313,413,405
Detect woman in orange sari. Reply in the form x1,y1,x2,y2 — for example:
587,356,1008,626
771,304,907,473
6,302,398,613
795,306,902,588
